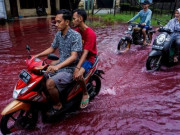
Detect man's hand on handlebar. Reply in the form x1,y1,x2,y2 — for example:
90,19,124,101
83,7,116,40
47,65,59,73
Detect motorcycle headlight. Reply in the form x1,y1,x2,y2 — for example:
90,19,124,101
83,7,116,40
20,86,29,95
156,34,166,44
13,86,21,99
13,90,18,99
128,25,132,31
13,82,36,99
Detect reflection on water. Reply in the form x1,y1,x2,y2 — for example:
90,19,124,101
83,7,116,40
0,17,180,135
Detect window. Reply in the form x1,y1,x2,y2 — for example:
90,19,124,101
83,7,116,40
20,0,48,9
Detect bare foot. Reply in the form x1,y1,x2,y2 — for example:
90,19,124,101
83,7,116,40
174,56,178,63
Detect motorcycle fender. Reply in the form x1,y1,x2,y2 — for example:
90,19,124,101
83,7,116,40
1,100,30,116
121,36,132,42
94,70,105,79
148,50,162,57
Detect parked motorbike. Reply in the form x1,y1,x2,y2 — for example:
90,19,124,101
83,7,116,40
117,22,155,53
0,45,104,134
146,21,180,71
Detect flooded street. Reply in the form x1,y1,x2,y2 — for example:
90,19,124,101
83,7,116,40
0,17,180,135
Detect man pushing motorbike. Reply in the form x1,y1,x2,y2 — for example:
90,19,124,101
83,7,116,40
72,9,97,108
156,8,180,63
34,9,82,117
129,0,152,46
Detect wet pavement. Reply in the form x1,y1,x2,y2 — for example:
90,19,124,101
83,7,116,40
0,17,180,135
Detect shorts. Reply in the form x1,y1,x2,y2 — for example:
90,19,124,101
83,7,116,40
138,24,149,30
51,72,73,93
82,60,93,75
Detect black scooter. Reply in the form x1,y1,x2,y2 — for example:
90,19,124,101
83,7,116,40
117,22,155,53
146,21,179,71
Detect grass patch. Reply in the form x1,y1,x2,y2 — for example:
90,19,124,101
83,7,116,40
87,12,172,27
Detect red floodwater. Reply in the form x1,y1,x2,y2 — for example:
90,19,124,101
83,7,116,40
0,17,180,135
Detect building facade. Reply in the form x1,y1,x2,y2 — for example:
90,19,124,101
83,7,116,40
1,0,121,19
2,0,60,18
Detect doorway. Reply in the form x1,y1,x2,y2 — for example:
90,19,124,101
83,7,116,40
9,0,18,17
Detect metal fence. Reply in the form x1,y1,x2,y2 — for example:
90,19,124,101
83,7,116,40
120,0,179,18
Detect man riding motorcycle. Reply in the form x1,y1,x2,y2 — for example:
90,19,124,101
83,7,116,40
34,9,82,117
129,0,152,46
156,8,180,63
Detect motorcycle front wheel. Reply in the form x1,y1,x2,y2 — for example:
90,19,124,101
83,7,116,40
87,75,101,100
117,39,131,53
0,109,37,134
146,56,161,71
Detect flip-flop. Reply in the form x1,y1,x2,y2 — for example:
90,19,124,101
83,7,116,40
80,95,89,109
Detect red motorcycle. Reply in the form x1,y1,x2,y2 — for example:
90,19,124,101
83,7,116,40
0,45,104,134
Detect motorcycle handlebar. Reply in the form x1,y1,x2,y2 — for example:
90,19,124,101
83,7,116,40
158,27,172,33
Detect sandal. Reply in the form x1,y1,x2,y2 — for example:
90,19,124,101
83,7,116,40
46,107,62,117
80,95,89,109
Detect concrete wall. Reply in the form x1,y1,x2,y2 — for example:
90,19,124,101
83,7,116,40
4,0,60,18
79,0,121,8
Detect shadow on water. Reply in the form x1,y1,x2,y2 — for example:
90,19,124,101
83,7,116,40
0,17,180,134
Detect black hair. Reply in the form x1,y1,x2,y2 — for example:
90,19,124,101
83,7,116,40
73,9,87,22
56,9,72,21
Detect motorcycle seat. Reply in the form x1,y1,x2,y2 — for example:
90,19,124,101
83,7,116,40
148,26,153,30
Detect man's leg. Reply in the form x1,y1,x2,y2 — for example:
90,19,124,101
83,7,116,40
46,72,72,116
78,68,89,108
46,78,62,110
142,28,147,45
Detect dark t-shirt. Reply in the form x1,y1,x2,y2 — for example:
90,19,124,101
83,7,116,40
75,27,97,64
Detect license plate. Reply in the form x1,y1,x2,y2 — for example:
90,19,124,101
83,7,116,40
19,70,31,83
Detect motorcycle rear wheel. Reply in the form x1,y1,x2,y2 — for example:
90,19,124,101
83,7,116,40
0,109,37,134
146,56,161,71
87,75,101,100
117,39,131,53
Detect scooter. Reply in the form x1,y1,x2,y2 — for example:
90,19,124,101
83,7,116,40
117,22,155,53
0,45,104,134
146,21,180,71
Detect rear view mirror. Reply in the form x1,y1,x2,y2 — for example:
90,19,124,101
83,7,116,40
47,54,59,60
26,45,30,51
157,20,160,25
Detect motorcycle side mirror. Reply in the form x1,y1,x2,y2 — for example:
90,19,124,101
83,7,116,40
26,45,31,59
47,54,59,60
157,20,160,25
26,45,30,51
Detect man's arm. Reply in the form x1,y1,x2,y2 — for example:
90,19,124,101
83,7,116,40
34,46,55,58
76,49,89,69
57,51,78,69
163,19,174,31
47,51,78,72
129,12,140,22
